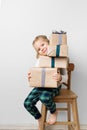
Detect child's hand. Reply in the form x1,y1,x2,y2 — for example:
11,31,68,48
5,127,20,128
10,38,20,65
52,71,62,82
28,72,31,81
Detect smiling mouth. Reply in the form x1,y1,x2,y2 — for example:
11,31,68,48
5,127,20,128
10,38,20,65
43,48,47,53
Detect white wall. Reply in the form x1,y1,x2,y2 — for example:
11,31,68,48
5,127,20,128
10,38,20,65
0,0,87,125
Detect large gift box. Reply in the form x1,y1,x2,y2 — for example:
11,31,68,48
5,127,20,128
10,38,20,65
29,68,61,88
49,33,67,45
47,45,68,57
38,56,69,68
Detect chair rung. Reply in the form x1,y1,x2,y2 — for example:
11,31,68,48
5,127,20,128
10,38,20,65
45,121,74,126
56,108,68,111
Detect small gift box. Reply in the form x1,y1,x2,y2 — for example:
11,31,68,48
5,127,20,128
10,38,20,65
47,45,68,57
38,56,69,68
49,33,67,45
29,68,61,88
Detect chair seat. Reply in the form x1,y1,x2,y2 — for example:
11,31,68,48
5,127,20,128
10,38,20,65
54,89,77,102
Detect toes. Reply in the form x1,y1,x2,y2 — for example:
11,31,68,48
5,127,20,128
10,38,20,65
47,119,56,124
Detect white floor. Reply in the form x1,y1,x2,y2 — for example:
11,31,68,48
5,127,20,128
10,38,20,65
0,124,87,130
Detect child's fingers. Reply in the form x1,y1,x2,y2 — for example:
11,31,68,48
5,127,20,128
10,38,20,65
52,73,58,76
28,73,31,81
57,71,60,73
52,73,62,81
53,73,60,77
28,72,31,75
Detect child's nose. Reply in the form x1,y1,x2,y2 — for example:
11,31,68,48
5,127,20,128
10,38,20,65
41,47,44,51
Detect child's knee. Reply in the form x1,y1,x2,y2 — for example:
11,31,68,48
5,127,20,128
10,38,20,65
40,95,52,103
24,99,27,108
24,98,30,109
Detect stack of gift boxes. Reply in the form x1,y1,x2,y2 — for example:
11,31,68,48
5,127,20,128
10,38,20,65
29,31,68,88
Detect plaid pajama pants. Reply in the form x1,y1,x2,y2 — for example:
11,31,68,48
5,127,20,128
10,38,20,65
24,85,61,119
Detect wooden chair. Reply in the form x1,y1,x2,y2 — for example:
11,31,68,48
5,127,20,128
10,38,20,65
40,63,80,130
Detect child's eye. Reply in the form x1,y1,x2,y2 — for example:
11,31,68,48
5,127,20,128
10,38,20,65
38,48,40,51
42,43,44,46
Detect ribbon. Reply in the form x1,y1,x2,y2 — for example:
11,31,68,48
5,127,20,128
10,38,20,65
51,57,55,68
56,45,60,57
58,34,62,45
41,68,45,87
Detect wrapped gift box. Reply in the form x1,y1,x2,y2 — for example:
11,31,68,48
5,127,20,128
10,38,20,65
47,45,68,57
49,33,67,45
38,56,69,68
29,68,61,88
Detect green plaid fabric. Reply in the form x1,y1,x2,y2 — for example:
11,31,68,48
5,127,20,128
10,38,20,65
24,85,61,119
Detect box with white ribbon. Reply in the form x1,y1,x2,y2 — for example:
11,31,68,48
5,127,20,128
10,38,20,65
29,68,61,88
49,33,67,45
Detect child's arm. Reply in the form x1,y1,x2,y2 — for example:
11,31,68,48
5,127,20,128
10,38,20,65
52,71,62,82
28,72,31,82
28,59,39,81
52,69,68,83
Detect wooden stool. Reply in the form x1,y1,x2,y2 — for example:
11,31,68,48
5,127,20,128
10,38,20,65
40,63,80,130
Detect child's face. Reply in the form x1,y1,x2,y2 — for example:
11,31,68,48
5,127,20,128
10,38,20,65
34,38,49,56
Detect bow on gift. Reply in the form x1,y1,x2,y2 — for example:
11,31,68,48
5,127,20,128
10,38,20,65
52,30,67,34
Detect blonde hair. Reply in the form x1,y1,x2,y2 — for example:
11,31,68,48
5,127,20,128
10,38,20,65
32,35,49,58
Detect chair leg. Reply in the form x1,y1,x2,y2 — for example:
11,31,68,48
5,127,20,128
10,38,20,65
67,103,71,130
40,104,47,130
72,99,80,130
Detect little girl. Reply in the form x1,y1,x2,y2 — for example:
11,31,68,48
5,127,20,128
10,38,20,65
24,35,67,130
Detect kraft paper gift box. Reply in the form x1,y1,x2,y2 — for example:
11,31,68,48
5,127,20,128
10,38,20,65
49,33,67,45
38,56,68,68
47,44,68,57
29,68,61,88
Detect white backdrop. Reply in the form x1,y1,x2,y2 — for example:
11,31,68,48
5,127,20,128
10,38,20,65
0,0,87,125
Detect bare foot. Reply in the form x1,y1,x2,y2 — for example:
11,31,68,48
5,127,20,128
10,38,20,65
47,111,57,125
38,117,42,130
